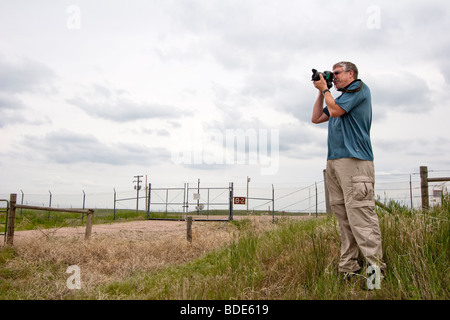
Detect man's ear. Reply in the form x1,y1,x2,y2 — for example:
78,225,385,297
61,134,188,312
348,70,354,79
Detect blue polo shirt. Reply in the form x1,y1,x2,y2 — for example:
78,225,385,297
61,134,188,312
323,80,373,161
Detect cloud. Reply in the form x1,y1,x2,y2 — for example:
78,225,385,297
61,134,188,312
157,1,322,71
67,83,192,122
1,0,449,200
0,53,56,94
369,72,432,114
277,122,327,160
0,54,57,127
372,135,450,174
241,75,314,123
20,129,171,166
0,94,25,110
0,94,26,128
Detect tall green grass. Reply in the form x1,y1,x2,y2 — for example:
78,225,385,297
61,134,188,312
1,198,448,300
378,198,449,299
92,198,448,300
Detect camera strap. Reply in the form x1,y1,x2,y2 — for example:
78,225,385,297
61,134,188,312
338,79,363,93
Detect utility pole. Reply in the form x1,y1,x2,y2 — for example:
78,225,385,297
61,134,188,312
134,175,143,214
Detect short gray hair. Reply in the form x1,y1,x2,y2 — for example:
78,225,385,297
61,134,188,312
333,61,358,79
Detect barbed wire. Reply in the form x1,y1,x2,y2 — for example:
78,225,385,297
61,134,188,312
2,169,448,211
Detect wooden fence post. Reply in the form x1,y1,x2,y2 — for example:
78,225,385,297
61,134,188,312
84,209,94,240
420,165,450,210
7,194,16,245
420,166,429,210
186,216,192,242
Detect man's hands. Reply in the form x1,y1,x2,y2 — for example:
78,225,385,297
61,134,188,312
313,73,328,92
311,72,346,119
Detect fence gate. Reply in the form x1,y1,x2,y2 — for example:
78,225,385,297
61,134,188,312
0,200,9,243
147,182,234,221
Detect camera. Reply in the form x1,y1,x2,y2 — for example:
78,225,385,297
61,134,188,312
311,69,334,89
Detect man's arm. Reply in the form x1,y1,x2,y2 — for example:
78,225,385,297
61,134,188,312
323,91,346,118
312,74,346,119
311,91,329,124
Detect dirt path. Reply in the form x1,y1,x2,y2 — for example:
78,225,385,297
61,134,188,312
13,219,196,243
3,214,318,299
11,215,313,244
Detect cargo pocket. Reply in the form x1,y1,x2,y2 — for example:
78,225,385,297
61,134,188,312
352,176,374,202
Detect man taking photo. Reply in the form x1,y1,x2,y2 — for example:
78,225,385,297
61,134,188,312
311,61,386,282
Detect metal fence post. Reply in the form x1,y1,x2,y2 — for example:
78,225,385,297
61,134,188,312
272,184,275,223
147,183,151,219
229,182,234,221
113,188,116,220
82,190,86,223
315,182,318,217
20,190,24,215
48,190,52,219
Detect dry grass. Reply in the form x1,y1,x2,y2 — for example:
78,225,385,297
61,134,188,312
2,204,447,300
0,216,283,299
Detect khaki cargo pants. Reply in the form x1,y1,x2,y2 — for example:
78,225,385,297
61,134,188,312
326,158,386,272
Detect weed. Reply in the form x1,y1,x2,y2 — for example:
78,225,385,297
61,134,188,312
0,202,448,300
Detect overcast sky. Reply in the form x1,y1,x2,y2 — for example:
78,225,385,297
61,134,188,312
1,0,449,208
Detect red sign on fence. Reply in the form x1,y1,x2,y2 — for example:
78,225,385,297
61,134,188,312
234,197,246,205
